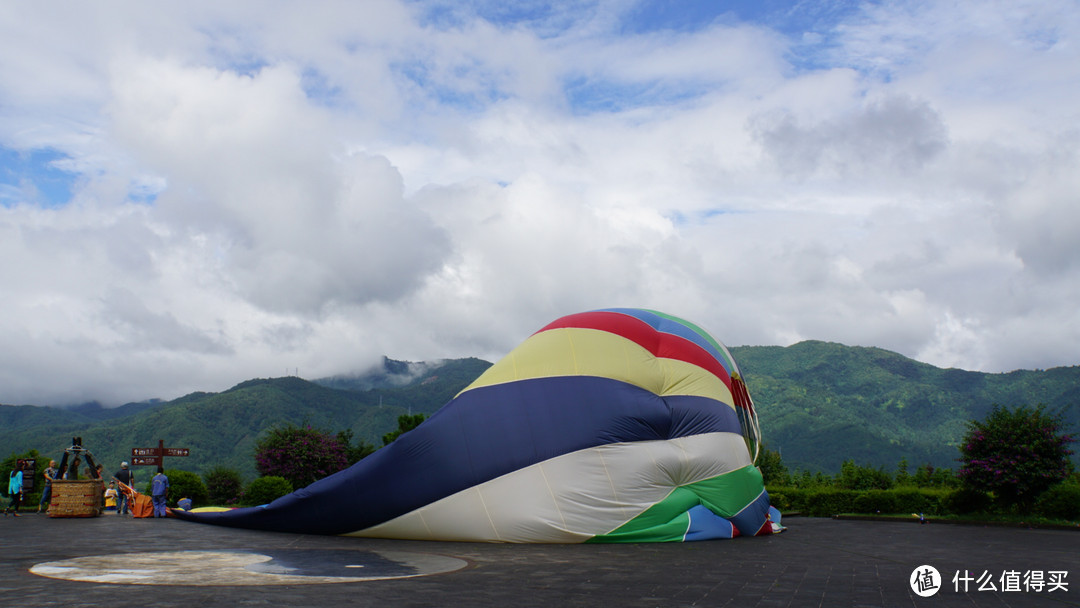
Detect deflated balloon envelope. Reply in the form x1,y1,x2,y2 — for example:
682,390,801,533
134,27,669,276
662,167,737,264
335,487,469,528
174,308,774,542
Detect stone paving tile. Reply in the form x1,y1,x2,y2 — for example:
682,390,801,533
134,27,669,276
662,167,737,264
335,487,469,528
1,513,1077,607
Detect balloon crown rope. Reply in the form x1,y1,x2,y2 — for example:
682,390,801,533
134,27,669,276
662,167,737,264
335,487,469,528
55,437,102,481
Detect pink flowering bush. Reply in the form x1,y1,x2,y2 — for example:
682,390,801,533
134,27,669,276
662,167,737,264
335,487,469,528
958,405,1074,509
254,424,350,490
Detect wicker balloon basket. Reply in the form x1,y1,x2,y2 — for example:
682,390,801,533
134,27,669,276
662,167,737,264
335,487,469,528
48,479,104,518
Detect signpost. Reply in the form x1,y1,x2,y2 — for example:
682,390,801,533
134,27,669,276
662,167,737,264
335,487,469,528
131,440,190,468
17,458,36,491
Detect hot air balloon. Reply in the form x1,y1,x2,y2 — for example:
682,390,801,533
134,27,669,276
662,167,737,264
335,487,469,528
174,308,776,542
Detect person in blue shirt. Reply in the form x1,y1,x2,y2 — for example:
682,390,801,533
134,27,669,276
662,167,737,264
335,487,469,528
4,466,23,516
150,467,169,518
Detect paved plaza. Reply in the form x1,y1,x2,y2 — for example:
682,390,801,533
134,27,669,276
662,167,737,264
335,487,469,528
1,513,1077,607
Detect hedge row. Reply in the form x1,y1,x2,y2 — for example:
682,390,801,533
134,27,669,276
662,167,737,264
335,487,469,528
765,485,1080,520
768,487,952,517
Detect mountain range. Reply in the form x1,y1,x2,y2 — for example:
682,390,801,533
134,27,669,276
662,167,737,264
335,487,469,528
2,343,1077,480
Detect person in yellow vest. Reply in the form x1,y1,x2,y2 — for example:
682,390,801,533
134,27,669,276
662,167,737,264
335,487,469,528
104,481,118,512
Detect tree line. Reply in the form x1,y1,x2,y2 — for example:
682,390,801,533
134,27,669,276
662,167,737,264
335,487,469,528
2,413,427,511
5,404,1075,521
761,404,1077,521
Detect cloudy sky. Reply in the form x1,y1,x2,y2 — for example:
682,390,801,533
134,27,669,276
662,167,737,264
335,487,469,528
1,1,1078,406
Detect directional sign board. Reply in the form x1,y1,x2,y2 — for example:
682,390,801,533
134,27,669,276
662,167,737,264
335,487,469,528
130,440,190,467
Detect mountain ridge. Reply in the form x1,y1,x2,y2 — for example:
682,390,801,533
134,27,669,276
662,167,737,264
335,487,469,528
2,344,1076,479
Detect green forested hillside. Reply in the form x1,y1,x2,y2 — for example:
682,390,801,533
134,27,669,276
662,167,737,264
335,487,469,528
732,341,1080,473
0,358,493,481
2,345,1076,481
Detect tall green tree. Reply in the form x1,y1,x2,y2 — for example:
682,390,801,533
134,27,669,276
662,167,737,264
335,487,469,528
894,458,911,486
757,447,790,486
958,404,1074,509
836,459,893,490
336,429,377,465
382,413,428,446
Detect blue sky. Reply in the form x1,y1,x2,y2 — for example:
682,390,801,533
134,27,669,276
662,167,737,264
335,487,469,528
0,147,76,207
1,0,1078,406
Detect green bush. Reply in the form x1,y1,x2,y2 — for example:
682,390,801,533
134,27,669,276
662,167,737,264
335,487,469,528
1033,483,1080,520
853,490,897,514
768,492,791,511
943,487,992,514
767,487,811,512
203,466,245,506
243,476,293,506
805,489,858,517
846,489,948,515
893,488,946,514
769,487,949,516
165,469,209,508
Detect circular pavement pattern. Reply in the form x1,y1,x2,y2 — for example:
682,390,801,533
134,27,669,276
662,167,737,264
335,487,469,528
30,549,470,586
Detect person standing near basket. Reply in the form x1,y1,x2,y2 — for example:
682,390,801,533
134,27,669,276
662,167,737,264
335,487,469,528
151,466,169,518
103,481,118,512
65,456,81,480
113,462,134,515
38,460,57,513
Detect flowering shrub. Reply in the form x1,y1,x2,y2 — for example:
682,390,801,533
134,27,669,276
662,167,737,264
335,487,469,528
254,424,349,490
958,405,1074,509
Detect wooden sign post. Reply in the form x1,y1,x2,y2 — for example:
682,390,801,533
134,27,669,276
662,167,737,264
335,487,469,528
131,439,190,467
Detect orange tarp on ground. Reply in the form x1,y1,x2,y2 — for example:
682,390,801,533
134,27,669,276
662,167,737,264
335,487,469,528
117,482,154,518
